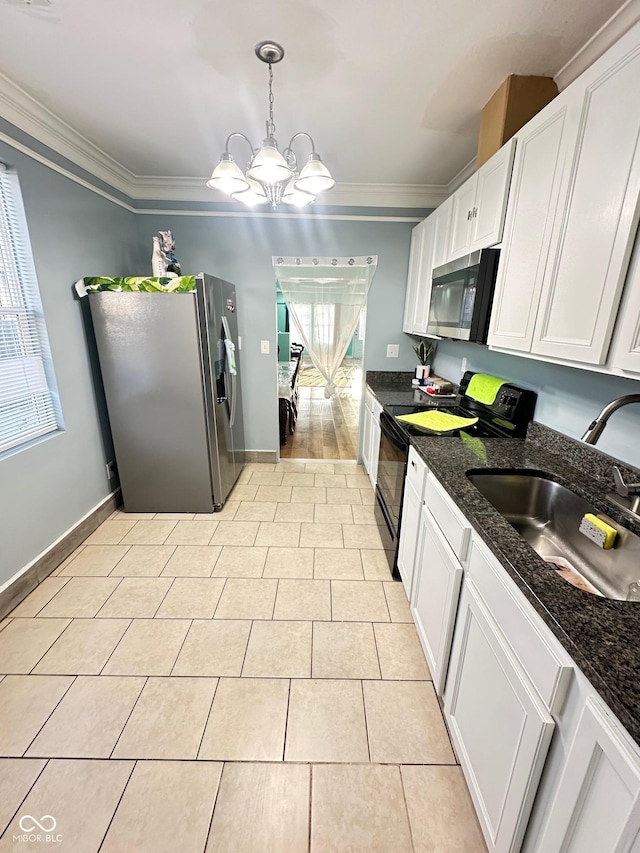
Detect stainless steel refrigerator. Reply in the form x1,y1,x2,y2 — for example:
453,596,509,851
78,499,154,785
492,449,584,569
88,273,245,512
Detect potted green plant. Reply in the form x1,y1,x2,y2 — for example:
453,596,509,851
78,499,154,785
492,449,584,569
413,339,436,381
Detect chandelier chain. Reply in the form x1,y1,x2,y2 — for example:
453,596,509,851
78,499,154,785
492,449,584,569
267,63,276,139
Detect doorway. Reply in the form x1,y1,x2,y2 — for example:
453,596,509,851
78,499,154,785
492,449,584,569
276,295,365,459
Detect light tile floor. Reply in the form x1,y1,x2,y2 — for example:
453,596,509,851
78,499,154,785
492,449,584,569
0,461,486,852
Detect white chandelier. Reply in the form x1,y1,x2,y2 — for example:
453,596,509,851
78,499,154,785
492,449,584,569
206,41,335,209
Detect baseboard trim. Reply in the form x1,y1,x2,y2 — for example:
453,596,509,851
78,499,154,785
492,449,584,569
0,489,121,620
245,450,278,464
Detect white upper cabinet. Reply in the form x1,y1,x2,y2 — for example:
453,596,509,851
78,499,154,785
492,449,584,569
402,220,427,334
488,93,577,352
412,214,436,335
490,22,640,366
531,25,640,364
610,237,640,373
447,140,516,262
432,196,453,270
470,139,517,252
449,174,479,260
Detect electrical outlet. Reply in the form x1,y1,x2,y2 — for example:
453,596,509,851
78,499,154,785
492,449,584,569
386,344,400,358
106,461,117,480
261,340,270,354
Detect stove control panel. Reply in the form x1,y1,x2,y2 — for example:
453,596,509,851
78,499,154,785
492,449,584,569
494,387,522,418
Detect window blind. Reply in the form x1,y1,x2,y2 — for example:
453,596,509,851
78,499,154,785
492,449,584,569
0,169,60,453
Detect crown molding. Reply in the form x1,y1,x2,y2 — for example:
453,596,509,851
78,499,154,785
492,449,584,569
554,0,640,89
446,158,477,195
0,68,449,209
0,70,135,196
4,0,640,213
130,175,448,209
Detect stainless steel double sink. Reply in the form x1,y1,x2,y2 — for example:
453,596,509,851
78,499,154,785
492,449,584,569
467,471,640,601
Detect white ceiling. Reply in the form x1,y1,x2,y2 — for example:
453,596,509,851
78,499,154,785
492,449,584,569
0,0,631,192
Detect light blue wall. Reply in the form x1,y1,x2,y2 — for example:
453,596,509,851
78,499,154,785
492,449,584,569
433,340,640,468
135,214,420,451
0,141,140,585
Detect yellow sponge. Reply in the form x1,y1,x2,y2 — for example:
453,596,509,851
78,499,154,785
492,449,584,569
579,514,617,549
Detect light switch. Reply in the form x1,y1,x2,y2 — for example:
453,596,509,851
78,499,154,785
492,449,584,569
238,335,242,350
386,344,400,358
261,340,270,354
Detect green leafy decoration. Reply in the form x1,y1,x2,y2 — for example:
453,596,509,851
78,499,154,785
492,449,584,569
84,276,197,293
413,339,436,365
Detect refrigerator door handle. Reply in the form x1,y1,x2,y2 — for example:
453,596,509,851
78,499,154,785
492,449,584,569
221,316,236,428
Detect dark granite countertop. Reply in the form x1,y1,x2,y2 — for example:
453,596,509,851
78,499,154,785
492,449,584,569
365,370,458,408
408,428,640,746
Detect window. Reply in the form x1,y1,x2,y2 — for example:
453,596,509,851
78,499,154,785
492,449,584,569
0,167,61,453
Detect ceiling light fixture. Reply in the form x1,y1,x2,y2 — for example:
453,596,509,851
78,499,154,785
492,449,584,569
206,41,335,209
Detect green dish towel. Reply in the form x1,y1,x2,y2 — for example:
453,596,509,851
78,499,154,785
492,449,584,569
465,373,506,405
396,411,478,433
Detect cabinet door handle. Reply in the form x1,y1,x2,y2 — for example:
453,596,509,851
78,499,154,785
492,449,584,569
473,207,478,218
467,210,471,221
411,460,416,468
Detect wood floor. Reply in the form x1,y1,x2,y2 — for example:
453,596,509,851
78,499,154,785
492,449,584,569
280,365,362,460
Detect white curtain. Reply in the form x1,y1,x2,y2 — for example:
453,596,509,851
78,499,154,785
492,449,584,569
274,256,377,398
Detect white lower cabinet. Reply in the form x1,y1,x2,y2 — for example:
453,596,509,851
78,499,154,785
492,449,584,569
400,459,640,853
397,477,422,598
411,503,463,696
534,696,640,853
361,390,382,487
369,409,381,489
397,447,427,597
444,580,555,853
362,398,373,475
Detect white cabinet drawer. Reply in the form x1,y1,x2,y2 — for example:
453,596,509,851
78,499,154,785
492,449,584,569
406,446,427,498
424,474,471,561
468,536,572,714
365,388,375,412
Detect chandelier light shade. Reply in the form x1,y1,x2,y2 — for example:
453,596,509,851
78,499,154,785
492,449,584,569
206,41,335,209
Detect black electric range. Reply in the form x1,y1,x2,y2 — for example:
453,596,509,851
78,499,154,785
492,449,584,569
375,372,537,580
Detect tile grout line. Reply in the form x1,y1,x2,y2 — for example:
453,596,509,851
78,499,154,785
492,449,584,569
168,618,194,675
361,679,372,763
0,756,50,839
398,764,418,853
239,620,255,677
307,762,313,852
210,578,228,619
20,674,78,758
19,575,73,617
371,622,384,680
150,576,177,618
96,757,138,852
108,675,149,758
24,618,73,674
282,678,292,761
106,543,133,577
200,759,225,850
194,676,221,761
98,619,134,674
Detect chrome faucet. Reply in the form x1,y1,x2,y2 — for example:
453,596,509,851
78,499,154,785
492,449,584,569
581,395,640,445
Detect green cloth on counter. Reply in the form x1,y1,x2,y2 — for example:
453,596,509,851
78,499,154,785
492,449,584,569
465,373,506,405
396,410,479,433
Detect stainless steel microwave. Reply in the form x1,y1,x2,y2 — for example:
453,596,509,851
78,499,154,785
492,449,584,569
427,248,500,343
